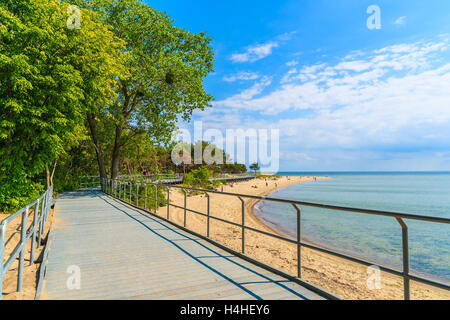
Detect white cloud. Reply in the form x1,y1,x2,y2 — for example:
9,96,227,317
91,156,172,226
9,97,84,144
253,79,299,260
212,38,450,153
186,36,450,169
281,151,315,161
214,76,272,106
223,72,259,82
230,42,279,63
276,31,297,42
286,60,299,67
217,39,450,114
394,16,407,25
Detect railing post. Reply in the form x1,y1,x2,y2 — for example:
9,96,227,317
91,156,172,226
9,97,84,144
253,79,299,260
183,189,187,227
238,196,245,254
292,204,301,278
144,184,147,210
43,190,49,229
44,187,51,227
38,195,45,246
129,182,132,203
136,182,139,206
41,191,47,231
155,185,158,215
0,222,6,300
206,192,210,238
166,186,170,220
17,206,29,292
30,199,40,266
396,218,410,300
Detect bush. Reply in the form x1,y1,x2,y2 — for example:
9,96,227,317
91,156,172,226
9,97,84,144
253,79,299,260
184,166,219,190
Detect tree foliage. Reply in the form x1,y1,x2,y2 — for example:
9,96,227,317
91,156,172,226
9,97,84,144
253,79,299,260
249,162,260,174
0,0,123,210
183,166,220,190
74,0,215,179
0,0,217,212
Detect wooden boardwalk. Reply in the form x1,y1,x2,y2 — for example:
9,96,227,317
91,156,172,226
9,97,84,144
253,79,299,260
39,189,325,300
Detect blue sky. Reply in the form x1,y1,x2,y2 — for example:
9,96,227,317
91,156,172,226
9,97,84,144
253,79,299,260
148,0,450,171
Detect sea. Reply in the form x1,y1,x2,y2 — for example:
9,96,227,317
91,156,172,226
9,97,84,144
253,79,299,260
253,172,450,283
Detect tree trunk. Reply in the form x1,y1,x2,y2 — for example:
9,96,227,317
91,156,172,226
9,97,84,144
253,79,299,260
45,165,50,189
86,113,107,180
125,159,132,175
45,160,57,189
110,125,123,180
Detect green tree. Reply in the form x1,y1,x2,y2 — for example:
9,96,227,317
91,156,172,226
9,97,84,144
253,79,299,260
0,0,124,210
184,166,217,190
74,0,215,180
249,162,260,176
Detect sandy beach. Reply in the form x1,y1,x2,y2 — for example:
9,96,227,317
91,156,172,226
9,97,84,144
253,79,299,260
156,176,450,300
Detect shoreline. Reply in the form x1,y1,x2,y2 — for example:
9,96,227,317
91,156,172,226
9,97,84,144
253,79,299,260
249,181,450,286
246,177,327,240
158,176,450,300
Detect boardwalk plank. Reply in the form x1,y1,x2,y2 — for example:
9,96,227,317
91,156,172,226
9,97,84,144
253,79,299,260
40,189,325,300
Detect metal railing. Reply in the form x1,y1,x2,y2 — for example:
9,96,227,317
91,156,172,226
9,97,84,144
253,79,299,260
80,176,101,188
102,178,450,300
0,185,53,300
81,173,257,189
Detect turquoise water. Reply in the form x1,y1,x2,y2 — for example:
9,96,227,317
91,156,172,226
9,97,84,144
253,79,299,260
254,172,450,283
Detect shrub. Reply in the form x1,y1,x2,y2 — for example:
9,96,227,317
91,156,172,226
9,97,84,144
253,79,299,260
183,166,219,190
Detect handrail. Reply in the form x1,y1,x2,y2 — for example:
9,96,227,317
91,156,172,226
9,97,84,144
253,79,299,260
102,177,450,300
80,173,256,189
79,176,102,188
0,185,53,300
